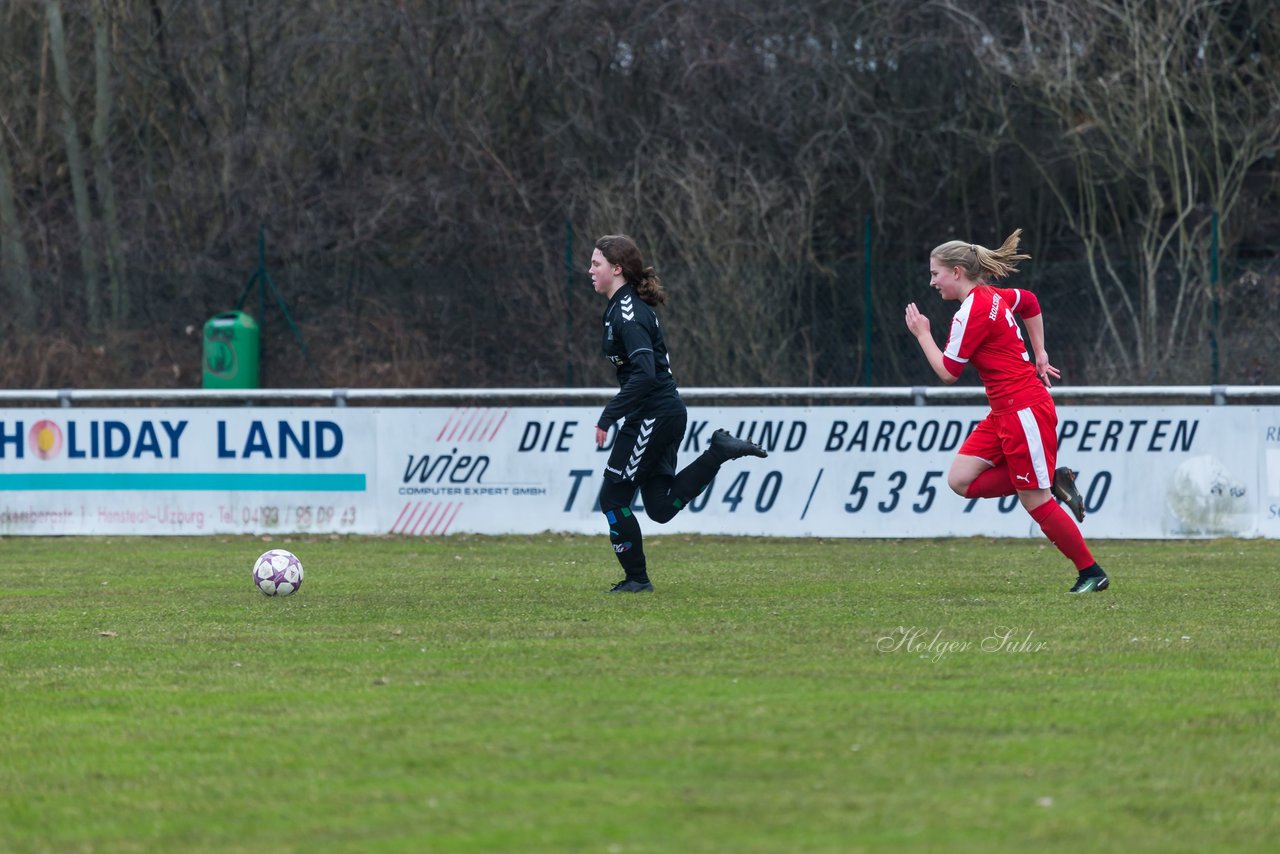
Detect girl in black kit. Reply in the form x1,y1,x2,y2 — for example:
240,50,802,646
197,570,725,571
590,234,767,592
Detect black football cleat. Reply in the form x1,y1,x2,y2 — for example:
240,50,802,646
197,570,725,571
1052,467,1086,523
710,428,768,460
608,579,654,593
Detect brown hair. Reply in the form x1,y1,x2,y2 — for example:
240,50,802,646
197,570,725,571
595,234,666,306
931,228,1031,281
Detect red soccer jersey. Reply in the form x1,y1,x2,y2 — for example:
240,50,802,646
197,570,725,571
941,285,1048,412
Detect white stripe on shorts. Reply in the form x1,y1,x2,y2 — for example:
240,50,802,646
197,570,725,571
1017,407,1051,489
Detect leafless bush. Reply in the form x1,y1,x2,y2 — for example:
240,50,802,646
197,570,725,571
0,0,1275,388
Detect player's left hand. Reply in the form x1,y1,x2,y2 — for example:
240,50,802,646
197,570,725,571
595,426,608,448
1036,352,1061,388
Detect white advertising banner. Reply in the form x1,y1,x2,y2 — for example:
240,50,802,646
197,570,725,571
1,405,1275,538
0,408,377,535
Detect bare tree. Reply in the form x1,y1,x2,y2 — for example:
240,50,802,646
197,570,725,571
942,0,1280,381
0,0,1275,387
46,0,102,331
0,120,35,328
91,0,127,323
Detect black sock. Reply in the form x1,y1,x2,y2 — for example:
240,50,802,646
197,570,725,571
606,506,648,582
670,450,721,504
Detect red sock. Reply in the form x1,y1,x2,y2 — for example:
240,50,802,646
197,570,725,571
1029,499,1094,570
965,465,1016,499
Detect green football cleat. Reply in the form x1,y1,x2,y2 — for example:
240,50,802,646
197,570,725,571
1068,565,1109,594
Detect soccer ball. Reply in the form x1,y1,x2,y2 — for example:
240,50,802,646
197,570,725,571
253,549,304,596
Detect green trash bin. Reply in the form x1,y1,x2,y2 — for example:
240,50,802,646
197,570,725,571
202,310,260,389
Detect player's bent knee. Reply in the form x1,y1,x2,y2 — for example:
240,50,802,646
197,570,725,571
946,472,971,496
646,504,679,524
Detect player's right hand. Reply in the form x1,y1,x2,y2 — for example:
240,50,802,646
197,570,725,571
904,303,931,338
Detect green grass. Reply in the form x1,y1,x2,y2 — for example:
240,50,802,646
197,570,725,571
1,535,1278,853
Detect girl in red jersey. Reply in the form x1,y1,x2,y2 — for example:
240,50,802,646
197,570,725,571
904,229,1109,594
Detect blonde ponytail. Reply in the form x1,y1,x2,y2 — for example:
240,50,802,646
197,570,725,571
931,229,1031,280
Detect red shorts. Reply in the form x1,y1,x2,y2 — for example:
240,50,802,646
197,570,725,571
959,398,1058,490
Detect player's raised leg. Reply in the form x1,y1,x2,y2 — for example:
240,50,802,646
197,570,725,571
643,428,768,524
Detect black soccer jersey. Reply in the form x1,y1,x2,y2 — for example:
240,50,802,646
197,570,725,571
597,284,685,429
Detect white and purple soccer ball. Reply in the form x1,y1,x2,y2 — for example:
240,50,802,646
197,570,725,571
253,549,304,596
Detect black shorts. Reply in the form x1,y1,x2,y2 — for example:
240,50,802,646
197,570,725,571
603,414,688,484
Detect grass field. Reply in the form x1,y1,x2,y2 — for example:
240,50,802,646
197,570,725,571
2,534,1278,853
